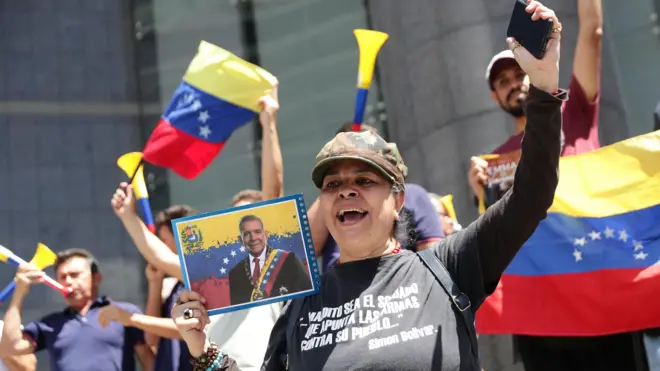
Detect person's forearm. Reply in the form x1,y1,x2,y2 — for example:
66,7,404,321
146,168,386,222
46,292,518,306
0,297,28,356
121,215,183,280
3,354,36,371
308,198,329,256
578,0,603,28
477,86,563,286
261,122,284,200
128,313,182,340
574,0,603,100
144,285,164,346
138,355,154,371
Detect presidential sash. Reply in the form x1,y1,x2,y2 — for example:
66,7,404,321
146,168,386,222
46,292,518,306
250,249,289,301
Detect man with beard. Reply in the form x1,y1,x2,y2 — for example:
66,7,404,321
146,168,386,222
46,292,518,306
228,215,312,305
469,1,645,370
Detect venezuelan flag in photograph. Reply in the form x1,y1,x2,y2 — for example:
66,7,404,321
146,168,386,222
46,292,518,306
143,40,277,179
476,131,660,336
176,199,307,309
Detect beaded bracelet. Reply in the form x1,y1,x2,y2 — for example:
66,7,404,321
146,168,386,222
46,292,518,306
205,356,222,371
191,342,222,371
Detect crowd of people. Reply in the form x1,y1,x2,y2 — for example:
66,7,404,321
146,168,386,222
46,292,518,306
0,0,657,370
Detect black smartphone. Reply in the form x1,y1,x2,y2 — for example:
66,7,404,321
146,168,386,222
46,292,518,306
506,0,554,60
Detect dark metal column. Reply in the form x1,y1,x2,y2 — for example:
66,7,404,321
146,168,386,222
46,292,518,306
236,0,264,185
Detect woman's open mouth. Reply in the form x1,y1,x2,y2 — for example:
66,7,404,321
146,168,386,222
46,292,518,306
337,209,368,225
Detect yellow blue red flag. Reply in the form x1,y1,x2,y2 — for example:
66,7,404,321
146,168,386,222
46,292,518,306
477,130,660,336
143,40,277,179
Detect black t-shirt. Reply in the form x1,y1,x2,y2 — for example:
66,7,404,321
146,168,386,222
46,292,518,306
260,86,564,370
275,247,484,371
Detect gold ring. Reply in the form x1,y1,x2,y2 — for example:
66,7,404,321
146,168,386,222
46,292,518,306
183,308,194,320
510,42,520,52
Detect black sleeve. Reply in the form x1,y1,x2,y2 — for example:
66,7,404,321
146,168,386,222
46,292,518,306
261,302,291,371
435,86,566,308
285,254,313,292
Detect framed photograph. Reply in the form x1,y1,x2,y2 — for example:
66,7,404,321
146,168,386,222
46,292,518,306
172,194,321,315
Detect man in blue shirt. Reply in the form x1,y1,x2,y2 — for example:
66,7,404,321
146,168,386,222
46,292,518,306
310,123,445,271
0,248,154,371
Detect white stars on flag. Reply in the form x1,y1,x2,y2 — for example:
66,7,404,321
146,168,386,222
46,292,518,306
198,110,210,123
199,125,212,139
573,248,583,262
223,257,229,265
230,250,237,257
604,227,615,239
240,246,246,253
571,227,647,263
220,267,226,274
574,237,586,247
191,100,202,111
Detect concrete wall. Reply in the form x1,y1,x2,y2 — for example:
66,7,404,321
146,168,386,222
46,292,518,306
0,1,147,369
367,0,628,369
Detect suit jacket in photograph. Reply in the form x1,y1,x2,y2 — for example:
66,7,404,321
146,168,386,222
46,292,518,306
228,248,312,305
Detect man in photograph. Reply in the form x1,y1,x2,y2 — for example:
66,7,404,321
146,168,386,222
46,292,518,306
228,215,312,305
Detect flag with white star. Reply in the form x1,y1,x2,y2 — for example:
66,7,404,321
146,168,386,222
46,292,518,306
477,130,660,336
186,230,308,309
142,40,277,179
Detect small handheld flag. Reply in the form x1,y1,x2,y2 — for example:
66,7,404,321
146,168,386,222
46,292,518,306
142,40,277,179
0,244,72,298
117,152,156,234
0,243,57,303
352,29,389,132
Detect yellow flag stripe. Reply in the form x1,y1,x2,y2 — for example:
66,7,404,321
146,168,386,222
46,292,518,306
548,130,660,217
182,41,277,112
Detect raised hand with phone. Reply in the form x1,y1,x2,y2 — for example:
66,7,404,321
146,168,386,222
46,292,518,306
469,0,562,209
506,0,561,94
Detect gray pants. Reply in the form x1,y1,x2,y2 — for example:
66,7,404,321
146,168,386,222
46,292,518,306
644,334,660,371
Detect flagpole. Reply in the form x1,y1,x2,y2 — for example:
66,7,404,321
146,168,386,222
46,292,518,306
129,159,144,185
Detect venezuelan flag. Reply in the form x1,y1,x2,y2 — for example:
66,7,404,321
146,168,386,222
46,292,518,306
143,40,277,179
476,131,660,336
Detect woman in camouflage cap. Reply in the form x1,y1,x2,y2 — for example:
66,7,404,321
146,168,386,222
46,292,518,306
172,2,566,369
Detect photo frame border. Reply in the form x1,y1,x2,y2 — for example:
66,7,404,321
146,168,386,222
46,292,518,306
172,193,321,315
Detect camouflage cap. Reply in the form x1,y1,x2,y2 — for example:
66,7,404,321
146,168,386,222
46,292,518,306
311,130,408,189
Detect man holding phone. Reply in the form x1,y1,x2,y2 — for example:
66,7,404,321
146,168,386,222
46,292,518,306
468,0,641,371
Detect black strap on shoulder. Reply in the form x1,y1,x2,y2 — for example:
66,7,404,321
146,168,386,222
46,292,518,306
282,298,305,370
417,248,480,362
